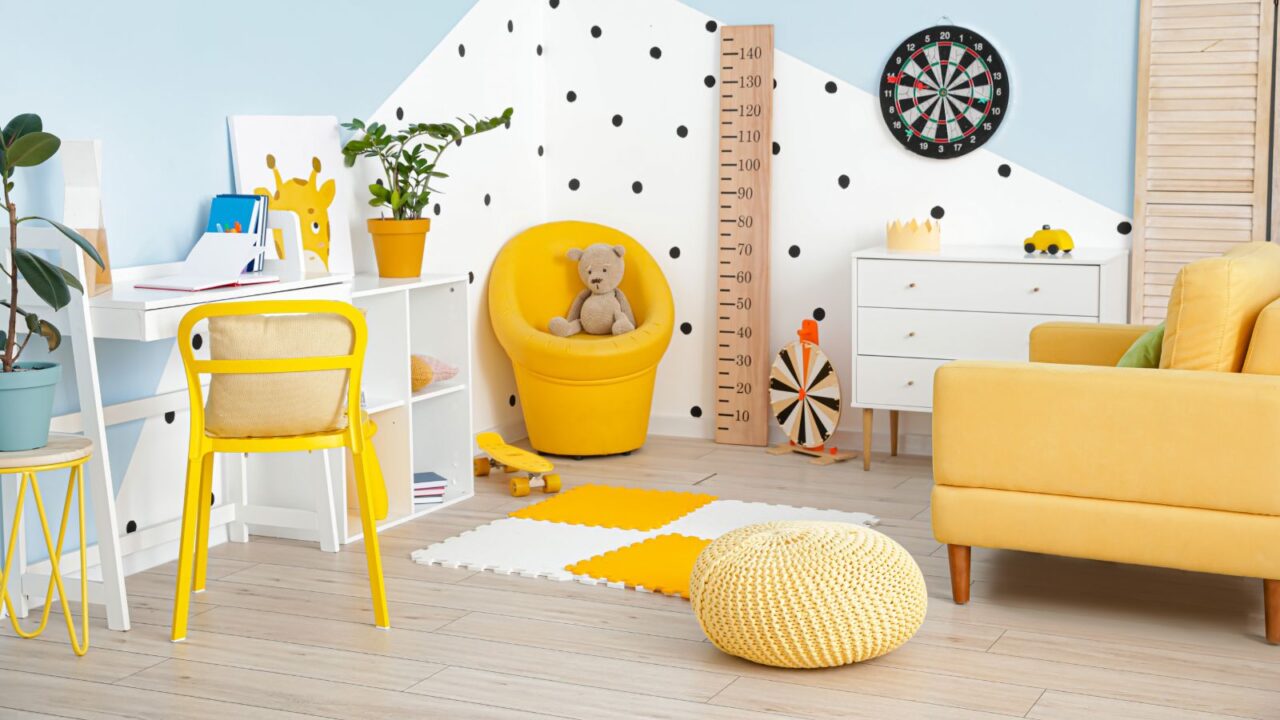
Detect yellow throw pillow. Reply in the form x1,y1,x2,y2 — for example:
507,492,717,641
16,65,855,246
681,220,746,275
204,314,354,438
1161,242,1280,372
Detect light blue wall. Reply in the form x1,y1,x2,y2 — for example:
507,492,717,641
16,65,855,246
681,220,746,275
683,0,1140,215
4,0,476,559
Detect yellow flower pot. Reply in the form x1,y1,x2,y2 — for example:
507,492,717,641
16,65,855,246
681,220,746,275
368,218,430,278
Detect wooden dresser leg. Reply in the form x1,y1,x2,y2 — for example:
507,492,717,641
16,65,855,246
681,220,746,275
1266,579,1279,645
948,545,971,605
889,410,899,457
862,408,873,471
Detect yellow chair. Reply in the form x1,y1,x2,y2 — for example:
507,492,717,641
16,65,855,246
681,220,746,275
171,300,388,642
932,242,1280,644
489,221,674,456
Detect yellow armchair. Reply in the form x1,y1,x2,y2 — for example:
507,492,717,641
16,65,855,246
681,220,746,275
935,245,1280,648
489,221,674,456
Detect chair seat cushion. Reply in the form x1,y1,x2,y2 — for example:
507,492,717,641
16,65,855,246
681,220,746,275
1161,242,1280,372
205,314,353,438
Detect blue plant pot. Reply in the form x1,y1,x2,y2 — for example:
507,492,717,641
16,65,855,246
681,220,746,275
0,362,61,451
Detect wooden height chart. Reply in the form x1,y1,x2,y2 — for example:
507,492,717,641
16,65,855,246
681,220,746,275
714,25,773,446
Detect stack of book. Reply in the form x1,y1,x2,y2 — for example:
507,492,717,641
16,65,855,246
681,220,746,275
207,193,269,272
413,471,449,507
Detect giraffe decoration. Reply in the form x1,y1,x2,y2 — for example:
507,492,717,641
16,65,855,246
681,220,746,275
254,154,336,271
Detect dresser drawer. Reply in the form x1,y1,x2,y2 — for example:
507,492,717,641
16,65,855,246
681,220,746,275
856,356,947,409
857,259,1099,316
858,308,1087,361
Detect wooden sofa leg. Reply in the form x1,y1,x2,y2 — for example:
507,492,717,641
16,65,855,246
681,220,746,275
948,544,971,605
1266,579,1279,645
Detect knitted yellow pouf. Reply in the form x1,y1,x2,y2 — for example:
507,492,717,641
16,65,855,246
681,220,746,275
689,521,927,668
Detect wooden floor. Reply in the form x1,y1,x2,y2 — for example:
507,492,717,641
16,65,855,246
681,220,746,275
4,436,1279,719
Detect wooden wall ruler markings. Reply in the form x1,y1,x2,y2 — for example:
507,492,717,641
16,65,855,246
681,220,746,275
714,24,773,447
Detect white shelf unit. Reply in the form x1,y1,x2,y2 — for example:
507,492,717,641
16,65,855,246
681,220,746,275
243,272,474,545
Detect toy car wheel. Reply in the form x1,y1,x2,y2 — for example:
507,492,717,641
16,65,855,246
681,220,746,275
543,473,562,493
473,457,492,477
510,477,531,497
1023,242,1035,253
1048,244,1059,255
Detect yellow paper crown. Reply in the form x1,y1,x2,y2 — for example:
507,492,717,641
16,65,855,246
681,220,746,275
885,219,941,251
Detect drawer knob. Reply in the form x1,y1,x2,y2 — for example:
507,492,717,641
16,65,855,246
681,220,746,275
1031,286,1041,293
906,331,916,338
906,380,915,387
907,282,917,289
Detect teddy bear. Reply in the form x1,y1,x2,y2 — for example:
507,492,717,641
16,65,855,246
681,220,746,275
548,243,636,337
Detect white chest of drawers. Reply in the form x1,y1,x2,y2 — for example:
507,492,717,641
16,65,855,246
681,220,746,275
850,245,1129,467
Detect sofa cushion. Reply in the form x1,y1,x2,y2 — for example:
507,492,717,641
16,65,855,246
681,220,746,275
1244,298,1280,375
1160,242,1280,372
1116,323,1164,368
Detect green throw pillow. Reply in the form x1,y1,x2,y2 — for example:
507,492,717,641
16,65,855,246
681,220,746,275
1117,323,1165,368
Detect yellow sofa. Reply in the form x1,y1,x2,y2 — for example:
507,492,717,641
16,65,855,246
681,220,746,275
932,242,1280,644
489,221,674,456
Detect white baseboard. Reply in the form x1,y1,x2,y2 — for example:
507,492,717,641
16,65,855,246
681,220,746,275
646,413,934,456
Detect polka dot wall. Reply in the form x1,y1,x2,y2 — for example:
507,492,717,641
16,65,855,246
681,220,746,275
346,0,1132,443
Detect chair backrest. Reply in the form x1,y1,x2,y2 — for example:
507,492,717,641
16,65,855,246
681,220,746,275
177,300,366,440
490,221,669,332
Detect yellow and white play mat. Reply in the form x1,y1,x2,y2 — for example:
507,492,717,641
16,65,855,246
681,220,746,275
411,485,878,598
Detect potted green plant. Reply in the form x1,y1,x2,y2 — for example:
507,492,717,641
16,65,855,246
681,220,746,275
341,107,513,278
0,114,105,451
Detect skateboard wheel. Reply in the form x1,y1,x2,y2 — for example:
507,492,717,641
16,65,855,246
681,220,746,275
510,477,531,497
473,457,492,477
543,474,562,493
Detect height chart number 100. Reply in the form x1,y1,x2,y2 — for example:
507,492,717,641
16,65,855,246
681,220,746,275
715,25,773,447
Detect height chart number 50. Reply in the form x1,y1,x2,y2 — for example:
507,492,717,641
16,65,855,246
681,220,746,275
715,25,773,447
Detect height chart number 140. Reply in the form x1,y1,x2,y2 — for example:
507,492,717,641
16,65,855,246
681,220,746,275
714,25,773,447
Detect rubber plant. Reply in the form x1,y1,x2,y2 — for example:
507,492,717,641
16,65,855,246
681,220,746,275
1,113,105,370
340,107,513,277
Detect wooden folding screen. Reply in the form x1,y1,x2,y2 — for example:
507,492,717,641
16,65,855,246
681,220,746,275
1131,0,1275,323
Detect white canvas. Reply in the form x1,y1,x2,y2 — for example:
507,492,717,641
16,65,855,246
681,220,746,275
228,115,354,276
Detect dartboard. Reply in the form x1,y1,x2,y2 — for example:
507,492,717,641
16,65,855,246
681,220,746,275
879,25,1009,159
770,339,841,449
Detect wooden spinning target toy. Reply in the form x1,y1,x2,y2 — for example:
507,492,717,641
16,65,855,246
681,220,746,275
766,320,856,465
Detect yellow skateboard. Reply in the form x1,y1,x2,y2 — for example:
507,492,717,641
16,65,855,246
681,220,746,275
474,432,562,497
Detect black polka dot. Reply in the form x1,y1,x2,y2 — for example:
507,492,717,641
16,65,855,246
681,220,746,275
126,520,137,534
631,181,643,194
680,322,693,335
590,25,602,38
838,174,850,189
813,307,826,321
395,107,404,121
676,125,688,138
930,206,945,220
690,405,703,418
537,145,544,157
433,203,441,216
375,178,384,186
507,19,514,32
788,245,800,258
509,394,517,407
566,90,577,102
825,80,837,93
669,246,681,259
568,178,580,191
192,334,203,351
772,141,781,155
549,0,559,8
706,20,718,32
536,44,543,56
1117,221,1133,235
650,46,662,59
468,271,475,284
164,411,176,424
210,493,216,506
458,44,466,57
483,193,491,206
772,78,777,89
704,75,716,88
997,164,1012,178
611,114,623,127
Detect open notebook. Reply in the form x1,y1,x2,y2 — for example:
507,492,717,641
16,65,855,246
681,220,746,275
135,231,279,292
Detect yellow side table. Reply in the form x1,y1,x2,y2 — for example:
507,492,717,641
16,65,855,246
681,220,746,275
0,434,93,656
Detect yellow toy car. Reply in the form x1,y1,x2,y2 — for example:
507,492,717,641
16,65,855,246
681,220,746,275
1023,225,1074,255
